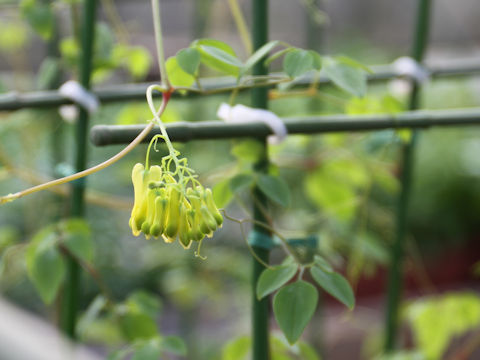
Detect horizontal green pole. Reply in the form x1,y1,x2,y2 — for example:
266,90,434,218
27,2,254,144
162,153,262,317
90,108,480,146
1,61,480,111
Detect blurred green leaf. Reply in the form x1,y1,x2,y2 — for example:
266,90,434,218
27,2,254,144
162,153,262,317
257,264,298,300
126,291,162,319
118,312,158,341
231,140,264,163
36,57,61,90
242,40,280,75
310,266,355,309
405,292,480,359
0,21,29,51
60,37,79,67
322,57,367,97
222,336,250,360
176,48,201,76
257,174,291,207
113,45,152,79
273,281,318,344
213,178,233,208
116,103,153,125
229,173,255,192
0,226,19,253
77,295,107,338
336,55,372,73
313,254,333,273
304,169,357,220
193,39,242,76
26,225,65,304
132,338,162,360
20,0,54,40
166,56,196,88
162,335,187,356
283,49,315,78
60,218,93,264
308,50,322,70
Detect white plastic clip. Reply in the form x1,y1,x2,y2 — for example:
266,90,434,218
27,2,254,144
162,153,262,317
217,103,287,145
59,80,100,114
392,56,429,84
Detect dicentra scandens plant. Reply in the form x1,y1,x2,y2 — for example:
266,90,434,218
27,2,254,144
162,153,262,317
0,0,370,349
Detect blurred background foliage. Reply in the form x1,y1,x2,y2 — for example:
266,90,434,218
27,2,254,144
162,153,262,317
1,0,480,359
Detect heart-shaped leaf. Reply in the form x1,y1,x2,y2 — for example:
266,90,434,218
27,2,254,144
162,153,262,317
273,281,318,344
283,49,315,78
322,57,367,97
176,48,201,76
256,264,298,299
310,266,355,309
257,174,291,207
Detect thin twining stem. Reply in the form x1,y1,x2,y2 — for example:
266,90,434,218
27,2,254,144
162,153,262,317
0,94,170,205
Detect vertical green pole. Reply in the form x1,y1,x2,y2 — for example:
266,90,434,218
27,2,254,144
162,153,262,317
305,0,324,53
251,0,270,359
384,0,432,352
60,0,97,339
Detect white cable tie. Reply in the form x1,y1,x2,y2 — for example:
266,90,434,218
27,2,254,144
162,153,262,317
58,80,99,114
217,103,287,145
392,56,430,84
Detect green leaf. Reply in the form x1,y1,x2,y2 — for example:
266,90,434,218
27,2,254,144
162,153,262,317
132,338,162,360
405,292,480,359
165,56,195,88
192,39,242,76
257,174,291,207
126,290,162,319
0,226,19,253
197,45,243,76
231,139,264,163
257,264,298,300
20,0,54,40
283,49,315,78
213,179,233,208
229,173,255,192
118,312,158,341
0,21,29,52
112,45,152,79
308,50,322,70
314,254,333,272
77,295,107,338
322,57,367,97
273,281,318,344
162,336,187,356
36,57,61,90
310,266,355,309
265,47,295,67
242,40,280,75
176,48,201,76
304,168,357,220
193,38,237,55
26,226,66,304
222,336,251,360
336,55,372,73
59,218,93,263
60,37,79,66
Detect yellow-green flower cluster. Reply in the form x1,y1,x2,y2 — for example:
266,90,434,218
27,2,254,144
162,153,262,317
129,163,223,249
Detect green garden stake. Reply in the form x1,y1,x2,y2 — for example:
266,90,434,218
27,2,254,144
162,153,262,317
384,0,432,352
250,0,271,359
60,0,97,339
